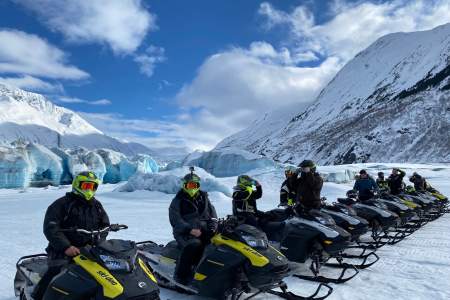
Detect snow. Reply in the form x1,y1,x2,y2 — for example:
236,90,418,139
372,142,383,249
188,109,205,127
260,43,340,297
0,163,449,300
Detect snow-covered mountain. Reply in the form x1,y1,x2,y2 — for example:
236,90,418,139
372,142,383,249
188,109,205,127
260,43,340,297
217,24,450,164
0,83,157,156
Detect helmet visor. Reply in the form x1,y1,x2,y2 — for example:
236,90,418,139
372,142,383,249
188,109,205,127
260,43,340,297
185,181,200,189
80,181,98,191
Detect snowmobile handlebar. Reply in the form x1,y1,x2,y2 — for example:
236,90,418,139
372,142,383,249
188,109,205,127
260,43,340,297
59,224,128,235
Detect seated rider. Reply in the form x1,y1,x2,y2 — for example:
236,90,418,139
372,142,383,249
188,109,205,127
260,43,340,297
279,165,298,207
353,169,378,201
232,175,263,227
169,169,217,285
376,172,389,191
32,172,109,300
387,168,406,195
409,172,427,191
295,160,323,213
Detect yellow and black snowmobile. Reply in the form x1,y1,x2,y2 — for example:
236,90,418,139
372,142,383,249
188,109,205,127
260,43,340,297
14,224,160,300
137,217,332,300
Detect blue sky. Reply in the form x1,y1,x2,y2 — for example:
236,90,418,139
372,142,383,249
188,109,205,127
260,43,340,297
1,0,450,151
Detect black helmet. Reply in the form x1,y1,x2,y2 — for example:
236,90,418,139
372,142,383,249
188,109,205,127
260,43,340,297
378,171,384,177
299,159,316,169
346,190,358,199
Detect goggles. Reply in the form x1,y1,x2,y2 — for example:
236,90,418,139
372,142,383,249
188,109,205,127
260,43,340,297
185,181,200,189
80,181,98,191
285,170,295,176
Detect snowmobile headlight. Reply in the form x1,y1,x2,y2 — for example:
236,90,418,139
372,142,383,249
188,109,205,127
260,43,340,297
100,255,131,272
241,235,268,249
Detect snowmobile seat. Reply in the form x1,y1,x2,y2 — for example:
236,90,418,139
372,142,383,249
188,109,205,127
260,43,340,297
338,198,356,206
98,239,136,256
18,255,49,277
161,240,181,260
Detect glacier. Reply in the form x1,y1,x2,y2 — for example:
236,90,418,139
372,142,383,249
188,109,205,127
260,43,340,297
169,147,276,177
0,143,160,188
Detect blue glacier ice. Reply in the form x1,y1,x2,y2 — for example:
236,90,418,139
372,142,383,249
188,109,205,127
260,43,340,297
0,145,29,188
181,147,276,177
96,149,127,183
66,148,107,181
26,143,63,187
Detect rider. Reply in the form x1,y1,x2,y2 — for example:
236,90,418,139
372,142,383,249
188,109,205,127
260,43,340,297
409,172,427,191
376,172,389,190
295,160,323,212
169,170,217,285
232,175,263,227
32,171,109,300
353,169,378,201
387,168,406,195
279,165,298,207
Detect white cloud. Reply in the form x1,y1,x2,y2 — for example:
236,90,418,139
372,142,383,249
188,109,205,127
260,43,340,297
0,75,63,93
0,29,89,79
134,45,166,77
58,97,112,106
259,0,450,61
16,0,156,54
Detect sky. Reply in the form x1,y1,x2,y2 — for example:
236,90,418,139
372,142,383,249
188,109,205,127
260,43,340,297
1,0,450,152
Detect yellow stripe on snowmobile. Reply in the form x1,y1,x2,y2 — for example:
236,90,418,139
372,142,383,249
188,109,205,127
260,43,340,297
431,192,446,201
74,255,124,298
194,272,207,281
138,258,157,283
211,234,269,267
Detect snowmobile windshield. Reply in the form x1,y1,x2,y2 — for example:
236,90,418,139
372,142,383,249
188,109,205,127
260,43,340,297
241,234,268,249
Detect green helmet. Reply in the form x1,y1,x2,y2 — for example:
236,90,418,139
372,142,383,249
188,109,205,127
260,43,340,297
182,173,201,198
72,171,101,201
405,185,415,193
237,175,255,187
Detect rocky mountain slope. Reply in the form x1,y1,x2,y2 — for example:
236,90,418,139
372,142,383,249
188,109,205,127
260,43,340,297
217,24,450,164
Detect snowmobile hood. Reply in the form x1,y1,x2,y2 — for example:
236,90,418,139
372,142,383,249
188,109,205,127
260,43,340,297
286,218,340,238
322,209,361,226
354,203,392,218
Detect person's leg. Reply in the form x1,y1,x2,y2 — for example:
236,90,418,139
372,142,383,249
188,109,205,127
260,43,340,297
174,238,204,284
31,266,62,300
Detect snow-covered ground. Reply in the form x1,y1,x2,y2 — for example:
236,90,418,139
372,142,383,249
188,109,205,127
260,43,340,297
0,164,449,300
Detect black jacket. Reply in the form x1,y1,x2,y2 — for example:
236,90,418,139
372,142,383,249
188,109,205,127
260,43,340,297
296,171,323,210
387,170,406,195
44,192,110,258
169,190,217,242
409,174,426,191
280,177,297,206
232,185,263,215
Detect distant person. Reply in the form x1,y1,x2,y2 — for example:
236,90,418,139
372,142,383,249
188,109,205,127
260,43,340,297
409,172,427,191
387,168,406,195
295,160,323,211
279,165,298,207
32,172,109,300
376,172,389,190
169,169,217,285
232,175,263,227
353,169,378,201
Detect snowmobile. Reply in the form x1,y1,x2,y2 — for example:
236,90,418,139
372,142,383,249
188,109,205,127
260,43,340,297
14,224,160,300
261,208,361,285
332,192,405,248
319,200,380,269
137,217,332,300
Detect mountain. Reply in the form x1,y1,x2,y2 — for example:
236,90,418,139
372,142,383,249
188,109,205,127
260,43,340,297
216,23,450,164
0,83,159,157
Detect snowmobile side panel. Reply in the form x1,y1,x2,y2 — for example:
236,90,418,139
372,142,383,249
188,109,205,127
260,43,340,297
73,254,124,298
138,257,157,283
211,234,270,267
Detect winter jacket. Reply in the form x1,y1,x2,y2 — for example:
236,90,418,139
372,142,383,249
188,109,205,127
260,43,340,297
44,192,110,258
353,177,378,200
280,177,298,206
376,178,389,190
296,171,323,210
169,190,217,242
409,174,426,191
232,185,263,215
387,170,406,195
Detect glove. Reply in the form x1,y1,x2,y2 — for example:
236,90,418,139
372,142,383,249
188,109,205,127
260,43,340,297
207,219,218,233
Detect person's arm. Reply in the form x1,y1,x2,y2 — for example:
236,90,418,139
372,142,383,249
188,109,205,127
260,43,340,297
280,182,289,206
305,172,323,191
353,180,359,191
96,201,110,240
43,200,71,253
254,184,263,199
169,196,192,235
399,170,406,178
370,178,379,192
